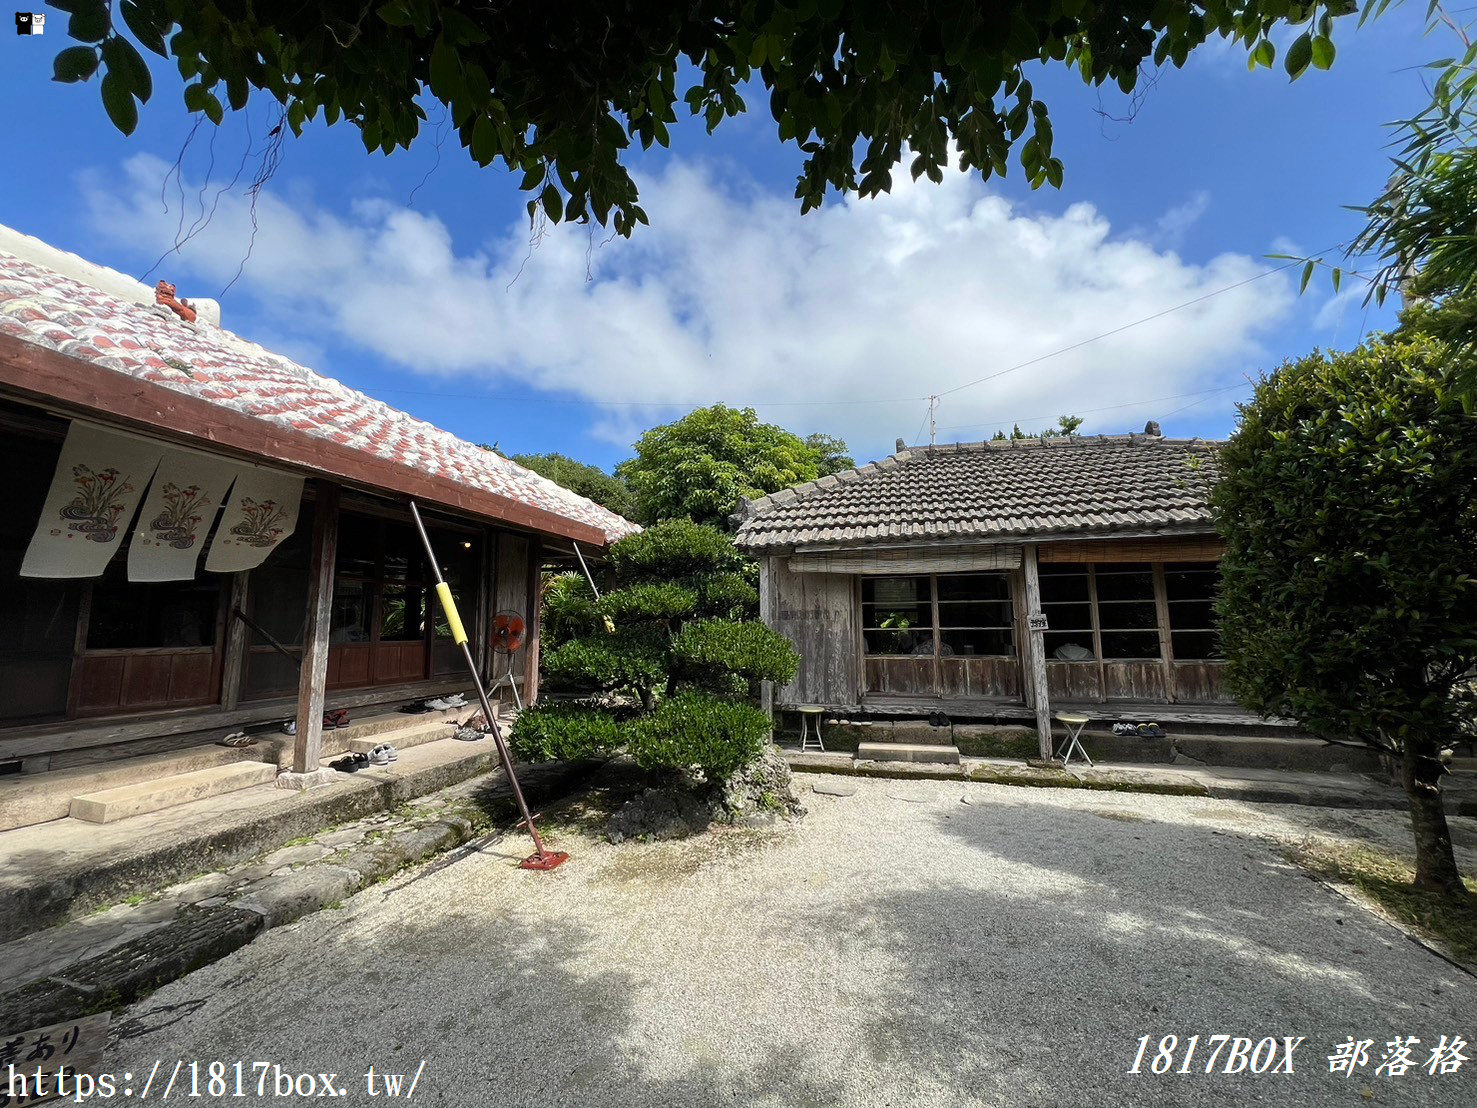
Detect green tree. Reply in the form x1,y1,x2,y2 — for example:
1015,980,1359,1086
805,433,855,476
617,405,848,525
55,0,1350,237
510,452,634,519
512,519,796,785
1212,335,1477,898
991,415,1082,440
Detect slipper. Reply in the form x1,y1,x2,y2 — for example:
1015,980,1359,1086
331,754,367,773
217,731,255,748
323,709,350,729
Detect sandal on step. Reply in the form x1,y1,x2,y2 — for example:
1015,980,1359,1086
323,709,350,729
217,731,255,748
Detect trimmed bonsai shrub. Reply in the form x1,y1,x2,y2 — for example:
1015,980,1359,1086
512,519,799,787
1213,333,1476,899
509,703,628,763
631,693,770,782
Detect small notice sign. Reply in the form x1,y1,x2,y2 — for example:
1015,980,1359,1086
0,1011,108,1106
1027,612,1049,632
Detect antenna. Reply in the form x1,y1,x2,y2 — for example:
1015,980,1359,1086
928,394,938,448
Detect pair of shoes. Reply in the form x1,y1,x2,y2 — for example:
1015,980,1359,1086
368,743,398,766
323,709,351,729
1111,722,1136,736
280,721,297,736
453,725,483,742
928,711,951,728
217,731,255,748
1136,722,1166,738
424,694,469,711
398,702,432,714
331,753,370,773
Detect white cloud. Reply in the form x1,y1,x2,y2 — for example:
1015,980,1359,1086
1153,190,1211,248
82,153,1293,460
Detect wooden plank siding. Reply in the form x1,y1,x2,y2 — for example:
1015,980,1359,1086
1039,535,1224,563
789,545,1021,575
763,557,860,708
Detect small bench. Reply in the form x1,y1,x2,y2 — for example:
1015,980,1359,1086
797,706,826,752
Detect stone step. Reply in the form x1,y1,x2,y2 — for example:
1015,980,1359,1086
0,744,267,832
70,761,280,824
341,707,517,757
856,742,962,765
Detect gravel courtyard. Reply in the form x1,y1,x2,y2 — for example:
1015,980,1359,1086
108,774,1476,1107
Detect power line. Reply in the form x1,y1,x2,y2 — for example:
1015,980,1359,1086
937,382,1247,435
933,246,1344,400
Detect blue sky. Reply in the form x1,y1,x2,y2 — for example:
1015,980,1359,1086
0,9,1444,471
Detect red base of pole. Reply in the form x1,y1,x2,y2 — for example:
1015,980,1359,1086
519,850,570,871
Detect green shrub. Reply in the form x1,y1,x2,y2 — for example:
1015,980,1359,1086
598,582,698,623
697,571,759,619
606,518,744,581
510,703,629,763
672,618,799,685
542,630,667,694
629,692,770,781
543,572,597,646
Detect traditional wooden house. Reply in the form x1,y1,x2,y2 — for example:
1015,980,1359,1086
0,227,636,807
733,430,1253,756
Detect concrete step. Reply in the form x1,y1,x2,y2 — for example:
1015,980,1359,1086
0,744,269,832
343,708,518,757
857,742,961,765
70,761,280,824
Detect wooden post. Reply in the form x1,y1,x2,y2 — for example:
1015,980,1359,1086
290,481,340,776
219,572,250,710
1022,543,1053,759
523,537,542,705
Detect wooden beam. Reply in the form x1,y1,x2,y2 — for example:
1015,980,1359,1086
0,332,611,547
219,572,250,711
292,481,339,774
523,537,542,704
1021,543,1053,759
1039,535,1225,563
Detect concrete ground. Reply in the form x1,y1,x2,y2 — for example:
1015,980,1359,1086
106,774,1476,1108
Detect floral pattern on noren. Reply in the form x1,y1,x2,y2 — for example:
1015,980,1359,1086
145,483,211,550
229,497,289,548
57,464,135,544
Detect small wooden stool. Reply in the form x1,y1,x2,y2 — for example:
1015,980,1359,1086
797,706,826,752
1053,712,1093,767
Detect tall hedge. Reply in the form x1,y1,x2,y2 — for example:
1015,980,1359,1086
512,519,797,784
1212,333,1476,898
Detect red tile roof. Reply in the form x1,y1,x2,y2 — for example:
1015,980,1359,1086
0,247,637,545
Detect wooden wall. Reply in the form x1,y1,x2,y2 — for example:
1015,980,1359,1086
762,557,860,708
1039,535,1224,563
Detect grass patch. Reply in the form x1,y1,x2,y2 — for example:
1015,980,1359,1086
1291,840,1477,968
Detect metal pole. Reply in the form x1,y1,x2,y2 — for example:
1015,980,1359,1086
570,540,600,600
409,501,566,870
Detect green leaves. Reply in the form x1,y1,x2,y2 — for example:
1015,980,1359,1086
54,0,1358,237
102,35,151,103
53,45,101,84
100,69,138,135
184,81,223,124
1285,32,1314,79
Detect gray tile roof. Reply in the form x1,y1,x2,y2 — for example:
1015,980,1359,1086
734,434,1221,552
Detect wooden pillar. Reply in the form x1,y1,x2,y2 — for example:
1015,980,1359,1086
291,481,340,774
219,572,250,710
1022,543,1053,759
522,537,542,705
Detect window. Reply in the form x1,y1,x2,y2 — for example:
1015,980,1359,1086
1039,564,1095,660
862,573,1015,657
1092,563,1160,659
861,576,931,656
937,573,1014,656
1165,561,1222,660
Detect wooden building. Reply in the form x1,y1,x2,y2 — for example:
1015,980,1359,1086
0,229,636,789
734,431,1253,756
